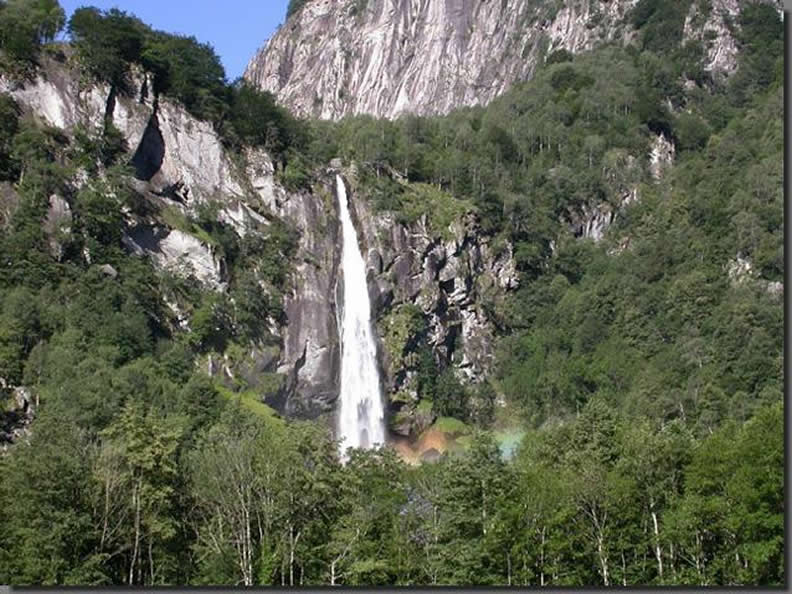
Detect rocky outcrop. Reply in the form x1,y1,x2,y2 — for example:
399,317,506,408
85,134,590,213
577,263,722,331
0,386,35,450
123,227,227,290
2,58,249,208
726,254,784,297
344,173,518,436
650,133,675,180
246,0,638,120
43,193,72,261
683,0,785,77
568,146,643,243
271,177,342,419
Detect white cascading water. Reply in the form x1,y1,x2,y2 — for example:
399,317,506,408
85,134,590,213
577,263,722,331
335,174,385,456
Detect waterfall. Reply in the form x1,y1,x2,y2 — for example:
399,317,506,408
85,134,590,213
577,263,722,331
335,174,385,456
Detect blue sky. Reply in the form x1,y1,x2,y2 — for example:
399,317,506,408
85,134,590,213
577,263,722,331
58,1,290,80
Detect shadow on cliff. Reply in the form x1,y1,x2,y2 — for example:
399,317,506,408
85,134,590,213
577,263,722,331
131,109,165,181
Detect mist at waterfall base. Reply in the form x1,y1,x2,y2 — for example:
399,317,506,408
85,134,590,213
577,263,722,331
335,175,386,458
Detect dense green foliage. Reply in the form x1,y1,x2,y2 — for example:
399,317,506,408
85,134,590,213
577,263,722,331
0,0,783,587
0,396,782,585
496,84,783,428
0,0,64,71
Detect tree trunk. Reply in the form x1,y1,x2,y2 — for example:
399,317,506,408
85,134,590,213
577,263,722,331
695,530,703,585
148,538,155,585
481,479,487,535
244,500,253,586
540,526,546,587
621,550,627,586
289,524,295,587
598,535,610,587
100,477,111,551
129,481,141,586
651,504,663,580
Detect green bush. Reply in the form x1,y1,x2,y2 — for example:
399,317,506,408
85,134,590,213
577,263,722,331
0,94,21,180
0,0,65,68
68,7,146,87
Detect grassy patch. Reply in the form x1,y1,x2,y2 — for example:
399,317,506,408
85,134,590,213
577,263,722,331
433,416,471,438
216,385,283,426
399,183,475,240
416,399,433,414
160,205,217,246
2,394,17,413
258,372,287,397
454,434,473,449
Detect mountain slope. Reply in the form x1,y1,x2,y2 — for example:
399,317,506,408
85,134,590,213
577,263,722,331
245,0,782,120
246,0,637,119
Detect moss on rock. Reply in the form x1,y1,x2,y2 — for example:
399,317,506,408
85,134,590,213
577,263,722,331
379,303,425,369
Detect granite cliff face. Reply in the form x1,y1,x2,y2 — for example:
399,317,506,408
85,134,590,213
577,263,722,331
244,0,782,121
245,0,638,120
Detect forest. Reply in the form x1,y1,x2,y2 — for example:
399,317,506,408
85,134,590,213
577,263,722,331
0,0,785,586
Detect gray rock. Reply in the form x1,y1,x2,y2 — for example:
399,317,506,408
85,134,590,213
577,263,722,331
650,134,675,181
13,386,33,412
420,448,442,463
245,0,640,120
570,203,615,242
246,0,782,121
765,281,784,296
43,194,72,261
98,264,118,278
682,0,783,76
1,386,35,448
124,226,226,290
389,411,413,437
343,177,519,426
